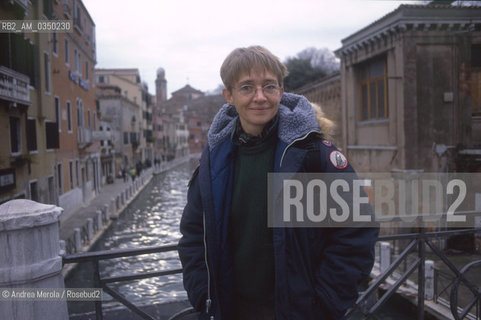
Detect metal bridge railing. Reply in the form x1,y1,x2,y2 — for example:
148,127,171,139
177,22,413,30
346,227,481,320
63,228,481,320
63,244,182,320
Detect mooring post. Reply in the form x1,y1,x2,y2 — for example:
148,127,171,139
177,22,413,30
424,260,435,300
0,199,68,319
380,241,391,273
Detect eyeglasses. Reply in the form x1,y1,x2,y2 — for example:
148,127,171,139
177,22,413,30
233,84,281,97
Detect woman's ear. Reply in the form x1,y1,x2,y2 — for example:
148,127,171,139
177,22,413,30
222,87,234,105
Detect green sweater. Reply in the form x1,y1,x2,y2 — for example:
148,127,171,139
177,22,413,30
229,122,277,311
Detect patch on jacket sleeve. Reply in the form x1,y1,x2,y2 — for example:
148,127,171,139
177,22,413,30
329,150,348,170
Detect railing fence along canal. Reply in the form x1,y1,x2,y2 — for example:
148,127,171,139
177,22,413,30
347,226,481,320
2,158,479,320
62,225,481,320
62,244,183,320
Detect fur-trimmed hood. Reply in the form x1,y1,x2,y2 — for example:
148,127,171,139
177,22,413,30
208,92,333,150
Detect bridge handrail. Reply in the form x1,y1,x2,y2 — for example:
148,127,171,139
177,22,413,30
63,243,181,320
62,229,481,320
63,243,178,264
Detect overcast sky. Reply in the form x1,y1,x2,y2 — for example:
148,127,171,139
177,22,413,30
82,0,414,98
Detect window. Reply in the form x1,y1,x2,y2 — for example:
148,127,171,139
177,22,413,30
30,181,39,202
85,60,89,79
77,99,84,127
26,118,37,152
46,121,60,149
57,163,63,195
87,109,91,128
74,49,79,73
0,33,38,87
93,111,96,130
472,45,481,116
98,75,109,83
124,132,129,145
47,176,55,204
77,51,81,74
43,0,53,18
55,96,60,132
10,116,21,154
76,160,79,187
69,161,74,189
73,0,82,30
67,101,72,131
65,38,69,64
359,56,388,121
44,52,50,92
52,32,58,55
92,25,96,50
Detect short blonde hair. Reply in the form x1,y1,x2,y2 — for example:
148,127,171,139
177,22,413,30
220,45,288,91
311,102,336,142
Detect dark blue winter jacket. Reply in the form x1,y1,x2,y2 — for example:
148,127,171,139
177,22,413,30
178,93,378,319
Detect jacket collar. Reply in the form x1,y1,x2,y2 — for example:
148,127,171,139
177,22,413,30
208,93,321,150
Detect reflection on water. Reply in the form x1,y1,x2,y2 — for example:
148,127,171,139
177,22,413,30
66,160,196,314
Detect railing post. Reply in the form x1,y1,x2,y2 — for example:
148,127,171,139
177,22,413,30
0,200,69,319
380,241,391,273
96,210,103,231
74,227,82,252
103,204,110,221
110,198,117,219
425,260,435,300
87,218,94,242
475,193,481,254
92,260,103,320
418,227,426,320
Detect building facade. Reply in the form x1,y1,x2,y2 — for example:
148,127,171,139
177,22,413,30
96,85,139,176
95,68,151,167
335,4,481,173
187,115,209,154
0,0,58,205
51,0,100,215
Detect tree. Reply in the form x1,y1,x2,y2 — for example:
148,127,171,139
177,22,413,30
297,47,340,74
284,58,326,92
283,47,340,92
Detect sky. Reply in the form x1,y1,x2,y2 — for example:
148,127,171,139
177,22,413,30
82,0,415,98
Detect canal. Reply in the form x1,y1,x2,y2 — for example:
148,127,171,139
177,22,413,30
66,160,195,316
65,158,415,319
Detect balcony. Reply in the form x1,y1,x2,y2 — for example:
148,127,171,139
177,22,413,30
0,66,30,106
9,0,28,13
77,126,92,148
92,130,112,141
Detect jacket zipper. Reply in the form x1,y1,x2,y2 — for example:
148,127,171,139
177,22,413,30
279,130,319,168
203,212,214,319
